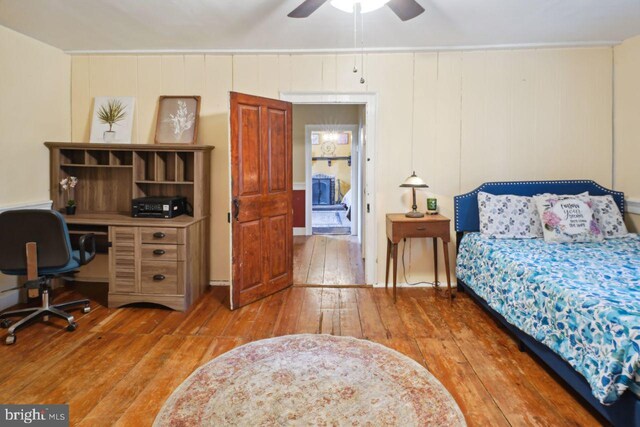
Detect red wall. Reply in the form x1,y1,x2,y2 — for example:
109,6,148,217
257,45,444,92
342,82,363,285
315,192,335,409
293,190,305,228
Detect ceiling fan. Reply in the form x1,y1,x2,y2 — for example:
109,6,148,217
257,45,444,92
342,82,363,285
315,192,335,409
288,0,425,21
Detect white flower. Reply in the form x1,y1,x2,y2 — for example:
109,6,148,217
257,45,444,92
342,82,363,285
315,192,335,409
164,100,195,141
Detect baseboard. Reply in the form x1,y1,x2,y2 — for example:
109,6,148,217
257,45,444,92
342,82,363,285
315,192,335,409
293,182,305,191
0,276,21,311
293,227,308,236
372,281,458,288
209,280,230,286
627,198,640,215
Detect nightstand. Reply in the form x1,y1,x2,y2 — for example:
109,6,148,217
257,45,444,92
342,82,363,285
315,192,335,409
385,213,453,302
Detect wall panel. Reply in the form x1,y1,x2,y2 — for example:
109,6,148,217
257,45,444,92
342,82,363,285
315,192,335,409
69,47,614,284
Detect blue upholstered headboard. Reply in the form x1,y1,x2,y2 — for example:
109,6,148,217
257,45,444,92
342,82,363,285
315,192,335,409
454,180,625,233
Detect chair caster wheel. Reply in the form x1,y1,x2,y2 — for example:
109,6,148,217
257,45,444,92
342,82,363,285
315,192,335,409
66,322,77,332
6,335,15,345
0,319,11,329
83,306,91,314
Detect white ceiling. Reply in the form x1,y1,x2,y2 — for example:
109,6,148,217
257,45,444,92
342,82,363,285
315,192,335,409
0,0,639,53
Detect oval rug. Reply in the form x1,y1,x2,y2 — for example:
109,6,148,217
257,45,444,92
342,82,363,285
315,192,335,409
154,334,466,426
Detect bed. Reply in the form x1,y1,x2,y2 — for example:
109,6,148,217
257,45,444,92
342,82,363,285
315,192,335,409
454,180,640,427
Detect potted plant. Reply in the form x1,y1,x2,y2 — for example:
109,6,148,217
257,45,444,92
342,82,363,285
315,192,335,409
97,99,127,142
60,176,79,215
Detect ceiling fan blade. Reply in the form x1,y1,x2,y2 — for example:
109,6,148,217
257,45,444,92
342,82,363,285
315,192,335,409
288,0,329,18
386,0,425,21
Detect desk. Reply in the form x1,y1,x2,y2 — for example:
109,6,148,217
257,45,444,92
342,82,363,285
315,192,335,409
385,213,453,302
46,142,213,312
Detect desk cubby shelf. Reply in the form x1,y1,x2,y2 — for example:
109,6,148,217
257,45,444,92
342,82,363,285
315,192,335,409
46,142,212,218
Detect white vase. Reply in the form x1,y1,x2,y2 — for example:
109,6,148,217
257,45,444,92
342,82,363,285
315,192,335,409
103,130,116,142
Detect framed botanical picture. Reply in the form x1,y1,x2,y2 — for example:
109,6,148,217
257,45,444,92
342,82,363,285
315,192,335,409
155,96,201,144
90,96,135,143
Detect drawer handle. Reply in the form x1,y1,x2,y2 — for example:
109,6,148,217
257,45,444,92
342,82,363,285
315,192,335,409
153,274,165,281
153,232,166,239
416,227,427,231
153,249,166,255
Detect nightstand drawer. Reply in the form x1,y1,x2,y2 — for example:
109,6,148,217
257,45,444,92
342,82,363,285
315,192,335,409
391,220,450,240
140,227,180,244
141,244,182,261
140,261,184,295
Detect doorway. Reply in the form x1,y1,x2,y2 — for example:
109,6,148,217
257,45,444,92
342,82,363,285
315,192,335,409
288,103,367,286
307,125,359,236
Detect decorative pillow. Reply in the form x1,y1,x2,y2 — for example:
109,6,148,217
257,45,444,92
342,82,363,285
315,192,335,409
477,192,543,239
533,194,604,243
591,195,628,239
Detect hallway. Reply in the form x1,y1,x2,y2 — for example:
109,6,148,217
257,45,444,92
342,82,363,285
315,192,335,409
293,235,366,286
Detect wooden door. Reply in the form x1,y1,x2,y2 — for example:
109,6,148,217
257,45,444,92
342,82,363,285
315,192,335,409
230,92,293,309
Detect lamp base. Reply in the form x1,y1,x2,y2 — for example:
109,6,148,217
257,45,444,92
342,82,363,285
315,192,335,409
405,210,425,218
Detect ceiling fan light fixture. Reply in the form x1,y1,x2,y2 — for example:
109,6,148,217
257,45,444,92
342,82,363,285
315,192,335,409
330,0,391,14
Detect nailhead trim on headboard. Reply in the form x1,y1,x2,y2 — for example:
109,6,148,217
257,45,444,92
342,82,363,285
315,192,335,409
454,180,625,232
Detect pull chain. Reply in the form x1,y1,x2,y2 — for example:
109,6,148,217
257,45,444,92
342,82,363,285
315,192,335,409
360,5,365,84
353,8,358,73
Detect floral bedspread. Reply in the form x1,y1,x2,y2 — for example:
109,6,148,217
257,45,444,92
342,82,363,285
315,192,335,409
456,233,640,404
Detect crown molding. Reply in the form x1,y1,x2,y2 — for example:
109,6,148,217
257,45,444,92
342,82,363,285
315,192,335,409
64,40,620,56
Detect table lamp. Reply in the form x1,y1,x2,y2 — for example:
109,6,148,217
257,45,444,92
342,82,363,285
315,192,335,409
400,171,429,218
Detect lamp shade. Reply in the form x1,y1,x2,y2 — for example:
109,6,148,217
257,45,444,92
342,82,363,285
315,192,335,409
399,171,429,188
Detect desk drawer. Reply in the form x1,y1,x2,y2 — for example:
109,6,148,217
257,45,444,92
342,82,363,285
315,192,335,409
141,244,182,261
140,227,180,244
393,221,450,239
140,261,184,295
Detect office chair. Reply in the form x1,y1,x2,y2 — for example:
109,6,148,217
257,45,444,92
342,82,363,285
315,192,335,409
0,209,94,345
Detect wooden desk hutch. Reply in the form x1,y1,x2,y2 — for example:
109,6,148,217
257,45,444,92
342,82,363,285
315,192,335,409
45,142,213,311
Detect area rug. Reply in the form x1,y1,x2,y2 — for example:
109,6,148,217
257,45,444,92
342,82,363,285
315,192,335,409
154,334,466,426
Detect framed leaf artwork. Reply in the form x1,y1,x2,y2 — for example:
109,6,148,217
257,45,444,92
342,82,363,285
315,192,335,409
155,96,201,144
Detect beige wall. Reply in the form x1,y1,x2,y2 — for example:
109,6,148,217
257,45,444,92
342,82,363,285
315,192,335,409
613,35,640,230
292,104,360,184
0,25,70,206
0,25,70,303
70,47,614,284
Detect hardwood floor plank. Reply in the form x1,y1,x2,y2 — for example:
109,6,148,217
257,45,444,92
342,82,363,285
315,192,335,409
293,235,314,284
4,333,132,403
338,288,363,338
77,335,186,427
348,237,366,285
272,287,305,336
249,288,288,340
319,288,341,335
295,287,323,333
61,334,160,422
414,337,510,427
372,288,410,339
306,236,327,284
354,288,387,340
113,335,214,427
222,297,264,338
172,289,221,335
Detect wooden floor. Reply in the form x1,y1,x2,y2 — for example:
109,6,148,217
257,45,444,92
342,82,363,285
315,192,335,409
294,235,366,285
0,284,603,426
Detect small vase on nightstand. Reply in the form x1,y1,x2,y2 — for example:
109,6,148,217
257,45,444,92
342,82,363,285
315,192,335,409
65,205,76,215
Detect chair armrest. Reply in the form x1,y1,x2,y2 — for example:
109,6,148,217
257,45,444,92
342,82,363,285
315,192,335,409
78,233,96,265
